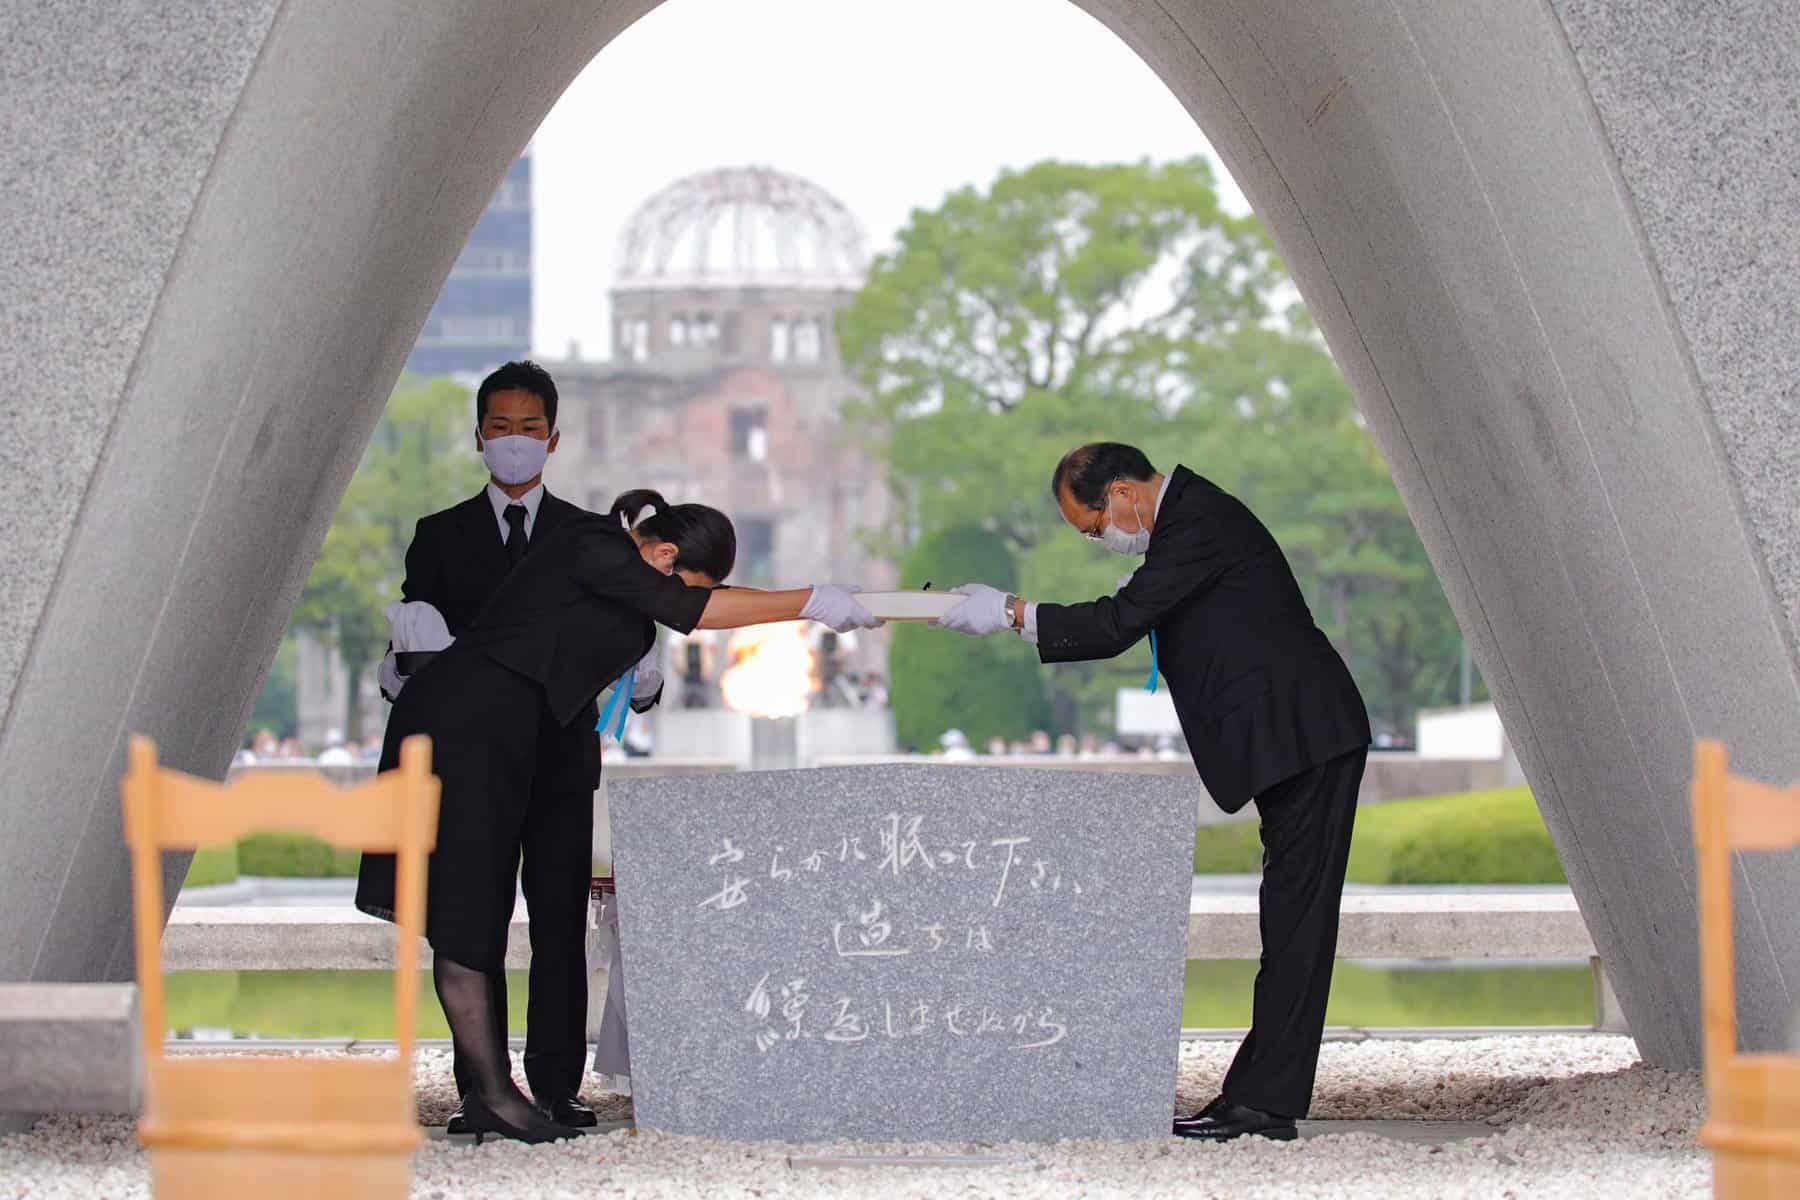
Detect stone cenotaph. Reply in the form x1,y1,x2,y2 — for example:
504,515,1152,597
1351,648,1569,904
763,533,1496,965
608,765,1197,1141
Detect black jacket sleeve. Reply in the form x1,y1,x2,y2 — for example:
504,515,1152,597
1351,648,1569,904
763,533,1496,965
574,528,711,634
381,517,447,703
399,517,447,611
1035,503,1232,663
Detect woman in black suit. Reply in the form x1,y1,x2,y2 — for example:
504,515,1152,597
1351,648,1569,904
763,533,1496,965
357,489,878,1143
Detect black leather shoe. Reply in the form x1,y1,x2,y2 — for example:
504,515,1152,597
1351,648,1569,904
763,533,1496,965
462,1092,577,1145
445,1100,469,1136
1171,1102,1297,1142
1171,1094,1227,1129
539,1096,599,1128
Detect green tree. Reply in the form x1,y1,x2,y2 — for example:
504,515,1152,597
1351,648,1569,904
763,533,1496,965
888,526,1051,750
840,157,1281,559
1166,319,1472,734
292,376,487,736
246,634,298,740
842,159,1475,737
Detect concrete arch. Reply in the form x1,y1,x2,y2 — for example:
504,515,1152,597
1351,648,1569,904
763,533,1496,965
2,0,1797,1067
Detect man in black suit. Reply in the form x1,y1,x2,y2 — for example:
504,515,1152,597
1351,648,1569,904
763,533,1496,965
377,360,614,1130
936,442,1371,1142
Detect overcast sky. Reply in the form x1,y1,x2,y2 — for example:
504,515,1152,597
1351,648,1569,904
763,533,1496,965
529,0,1249,359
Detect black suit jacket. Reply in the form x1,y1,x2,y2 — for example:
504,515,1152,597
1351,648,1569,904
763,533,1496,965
400,488,583,636
1036,466,1370,812
450,511,711,730
396,488,605,787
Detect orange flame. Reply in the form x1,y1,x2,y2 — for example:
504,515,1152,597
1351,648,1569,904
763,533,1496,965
719,623,817,719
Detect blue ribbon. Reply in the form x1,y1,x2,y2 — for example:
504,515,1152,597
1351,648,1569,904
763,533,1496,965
595,665,636,740
1144,630,1161,694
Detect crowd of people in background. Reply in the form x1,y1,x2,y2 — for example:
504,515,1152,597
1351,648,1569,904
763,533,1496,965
232,726,385,766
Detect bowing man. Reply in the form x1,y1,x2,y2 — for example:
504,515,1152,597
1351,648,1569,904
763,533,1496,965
934,442,1371,1143
366,359,613,1133
358,489,882,1144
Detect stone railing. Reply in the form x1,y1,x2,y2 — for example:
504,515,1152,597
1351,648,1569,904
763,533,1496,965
156,889,1625,1033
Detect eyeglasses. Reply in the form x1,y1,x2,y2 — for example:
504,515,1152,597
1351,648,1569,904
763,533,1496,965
1080,483,1123,540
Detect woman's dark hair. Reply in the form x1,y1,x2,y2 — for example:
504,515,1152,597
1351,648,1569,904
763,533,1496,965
1050,442,1157,510
610,489,736,582
476,359,559,429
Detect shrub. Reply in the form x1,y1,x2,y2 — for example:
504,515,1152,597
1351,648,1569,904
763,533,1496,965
1369,788,1566,884
1193,785,1566,884
1189,820,1262,874
182,843,240,888
237,832,361,878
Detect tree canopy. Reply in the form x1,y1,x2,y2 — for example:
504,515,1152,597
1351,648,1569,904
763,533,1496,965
840,158,1476,741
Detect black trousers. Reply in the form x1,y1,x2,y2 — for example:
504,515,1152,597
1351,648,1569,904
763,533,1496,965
352,649,595,1105
1218,746,1366,1118
450,697,597,1106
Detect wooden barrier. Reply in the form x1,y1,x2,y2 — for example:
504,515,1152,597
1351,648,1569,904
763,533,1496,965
124,735,438,1199
1692,739,1800,1199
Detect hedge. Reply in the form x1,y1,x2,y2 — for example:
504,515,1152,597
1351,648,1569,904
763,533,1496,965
181,834,359,887
182,843,241,888
1192,785,1568,885
182,784,1565,888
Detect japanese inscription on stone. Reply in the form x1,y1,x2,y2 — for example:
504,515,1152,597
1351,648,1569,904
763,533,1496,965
609,764,1196,1141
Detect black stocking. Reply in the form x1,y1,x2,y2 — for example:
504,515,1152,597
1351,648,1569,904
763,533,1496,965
434,953,542,1130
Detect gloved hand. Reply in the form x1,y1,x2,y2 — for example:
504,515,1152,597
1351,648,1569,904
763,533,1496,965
935,583,1013,636
801,584,884,633
629,649,665,713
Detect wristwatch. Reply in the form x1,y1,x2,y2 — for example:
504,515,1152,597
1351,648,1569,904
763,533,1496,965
1004,594,1021,630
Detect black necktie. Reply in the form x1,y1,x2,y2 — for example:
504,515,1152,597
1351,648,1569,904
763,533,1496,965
504,504,528,567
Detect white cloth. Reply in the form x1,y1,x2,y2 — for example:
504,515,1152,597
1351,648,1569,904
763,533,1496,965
632,661,664,703
376,600,455,701
1022,472,1174,645
385,600,453,652
589,892,631,1083
485,480,544,542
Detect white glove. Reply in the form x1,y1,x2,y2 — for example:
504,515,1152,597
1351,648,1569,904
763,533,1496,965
379,600,456,702
377,652,405,703
935,583,1013,636
384,600,454,651
632,664,664,702
801,584,884,633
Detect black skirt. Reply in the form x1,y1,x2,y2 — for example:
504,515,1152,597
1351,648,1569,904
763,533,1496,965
354,647,547,972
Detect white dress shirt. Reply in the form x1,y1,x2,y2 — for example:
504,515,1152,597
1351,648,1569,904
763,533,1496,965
486,480,545,543
1022,472,1173,644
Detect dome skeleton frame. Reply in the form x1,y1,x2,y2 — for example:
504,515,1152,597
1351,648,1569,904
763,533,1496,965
615,166,868,291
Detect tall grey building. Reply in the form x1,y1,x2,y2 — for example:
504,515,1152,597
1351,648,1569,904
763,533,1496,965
406,150,533,378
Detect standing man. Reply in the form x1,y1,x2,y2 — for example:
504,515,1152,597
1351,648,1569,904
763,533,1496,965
935,442,1370,1142
374,360,618,1131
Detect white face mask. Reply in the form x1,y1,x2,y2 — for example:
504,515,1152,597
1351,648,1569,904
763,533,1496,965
481,433,551,485
1098,493,1151,556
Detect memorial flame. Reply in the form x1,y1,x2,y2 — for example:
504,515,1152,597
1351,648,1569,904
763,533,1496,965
719,622,816,719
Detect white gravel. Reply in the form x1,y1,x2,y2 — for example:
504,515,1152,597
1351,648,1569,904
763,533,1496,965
1,1036,1709,1199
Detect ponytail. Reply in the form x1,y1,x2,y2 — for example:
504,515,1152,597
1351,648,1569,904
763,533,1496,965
609,488,737,583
